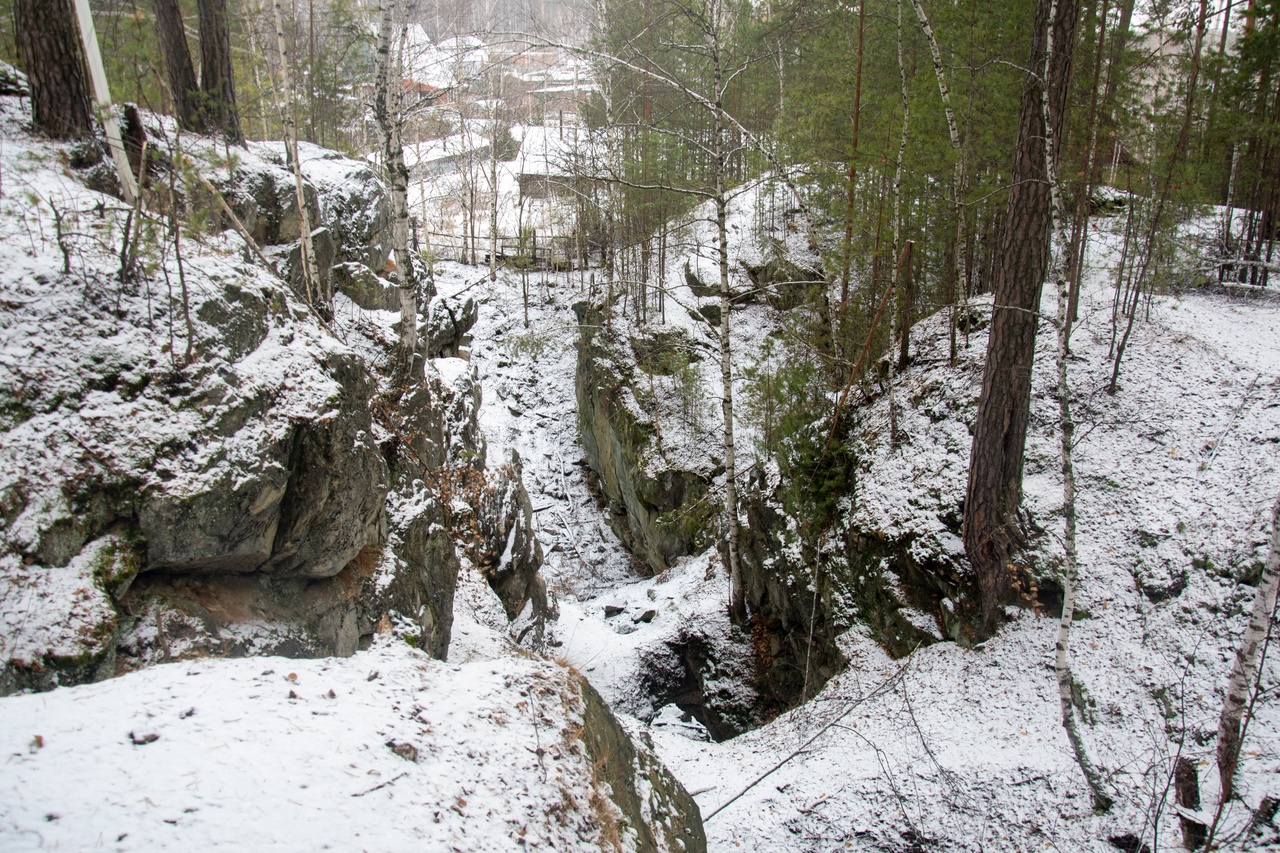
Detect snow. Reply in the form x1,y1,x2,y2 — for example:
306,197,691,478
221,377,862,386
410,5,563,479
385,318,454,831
638,212,1280,851
443,173,1279,850
2,68,1279,853
0,638,631,852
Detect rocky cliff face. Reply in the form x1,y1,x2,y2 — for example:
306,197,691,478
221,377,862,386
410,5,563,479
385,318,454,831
577,676,707,852
0,112,537,692
569,249,960,726
0,87,707,848
573,303,714,575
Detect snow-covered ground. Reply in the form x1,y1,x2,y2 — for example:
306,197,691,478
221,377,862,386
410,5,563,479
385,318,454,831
660,219,1278,851
443,189,1280,851
1,70,1277,850
0,634,635,852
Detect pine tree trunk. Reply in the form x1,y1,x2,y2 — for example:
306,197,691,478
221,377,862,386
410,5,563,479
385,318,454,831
198,0,245,145
152,0,204,132
15,0,93,140
963,0,1079,634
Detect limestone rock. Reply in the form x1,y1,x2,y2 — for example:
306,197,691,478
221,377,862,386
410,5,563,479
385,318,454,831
423,294,478,358
574,304,713,574
263,354,388,579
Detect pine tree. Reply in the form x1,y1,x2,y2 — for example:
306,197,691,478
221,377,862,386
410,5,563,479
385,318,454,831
198,0,245,144
14,0,93,139
962,0,1080,635
152,0,204,132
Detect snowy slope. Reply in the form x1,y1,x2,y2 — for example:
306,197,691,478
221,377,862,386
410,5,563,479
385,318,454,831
649,216,1280,851
0,636,647,852
446,177,1280,850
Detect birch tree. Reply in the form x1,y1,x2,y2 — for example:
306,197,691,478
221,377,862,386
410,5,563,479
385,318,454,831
1213,495,1280,815
1040,0,1111,813
373,0,423,369
272,0,322,307
886,0,910,443
908,0,968,363
587,0,755,620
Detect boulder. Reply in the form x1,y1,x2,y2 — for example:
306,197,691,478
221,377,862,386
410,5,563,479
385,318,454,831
423,294,478,358
0,60,28,97
332,261,403,313
140,353,388,579
195,281,273,362
740,254,823,311
223,164,321,247
380,502,460,660
472,452,550,647
264,354,388,579
284,226,337,305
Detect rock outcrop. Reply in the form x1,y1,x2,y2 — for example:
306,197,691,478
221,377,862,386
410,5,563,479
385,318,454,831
0,120,539,693
578,676,708,852
573,302,713,575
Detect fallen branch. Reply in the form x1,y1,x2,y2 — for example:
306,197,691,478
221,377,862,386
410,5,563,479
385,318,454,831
350,771,409,798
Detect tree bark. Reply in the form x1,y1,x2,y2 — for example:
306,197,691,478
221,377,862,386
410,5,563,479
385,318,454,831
1041,0,1110,812
373,0,422,370
1064,0,1108,329
963,0,1079,634
198,0,245,144
15,0,93,139
714,45,745,625
908,0,968,365
152,0,204,132
272,0,320,306
836,0,866,351
887,0,910,443
1215,495,1280,803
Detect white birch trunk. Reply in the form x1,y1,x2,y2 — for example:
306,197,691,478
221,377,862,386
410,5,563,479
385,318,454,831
1216,495,1280,799
1042,0,1112,812
908,0,967,358
72,0,137,205
373,1,419,364
888,0,909,443
272,0,321,306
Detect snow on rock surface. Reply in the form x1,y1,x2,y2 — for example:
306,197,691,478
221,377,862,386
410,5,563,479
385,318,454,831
450,175,1280,850
0,637,704,852
0,98,705,853
0,96,406,687
647,217,1280,851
